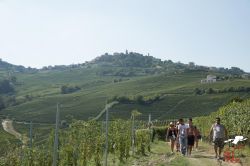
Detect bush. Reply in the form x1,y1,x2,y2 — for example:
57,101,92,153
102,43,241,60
206,88,215,94
61,85,81,94
152,126,167,141
194,88,205,95
0,79,15,94
0,97,5,110
135,129,151,155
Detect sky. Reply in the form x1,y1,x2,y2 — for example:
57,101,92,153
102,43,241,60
0,0,250,72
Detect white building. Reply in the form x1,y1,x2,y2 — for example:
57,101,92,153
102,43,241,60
242,74,250,79
201,75,217,83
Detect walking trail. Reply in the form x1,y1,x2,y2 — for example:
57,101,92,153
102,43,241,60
2,119,28,145
187,145,244,166
139,141,249,166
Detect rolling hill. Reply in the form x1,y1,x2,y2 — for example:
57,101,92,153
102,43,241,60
0,52,249,123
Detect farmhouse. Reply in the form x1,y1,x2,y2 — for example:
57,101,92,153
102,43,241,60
242,73,250,79
201,75,217,83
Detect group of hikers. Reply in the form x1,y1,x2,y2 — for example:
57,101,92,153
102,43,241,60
166,118,201,156
166,117,228,160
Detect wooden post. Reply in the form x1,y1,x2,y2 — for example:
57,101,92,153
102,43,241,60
53,103,60,166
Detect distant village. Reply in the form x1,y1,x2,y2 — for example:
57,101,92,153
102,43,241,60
201,73,250,84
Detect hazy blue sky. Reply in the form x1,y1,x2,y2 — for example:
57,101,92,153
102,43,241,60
0,0,250,71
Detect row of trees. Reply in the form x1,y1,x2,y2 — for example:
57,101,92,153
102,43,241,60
0,59,37,73
108,94,162,105
194,86,250,95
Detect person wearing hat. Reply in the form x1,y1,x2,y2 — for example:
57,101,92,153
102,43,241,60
166,122,177,154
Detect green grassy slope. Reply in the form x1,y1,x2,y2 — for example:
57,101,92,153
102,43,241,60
108,92,250,120
1,66,250,123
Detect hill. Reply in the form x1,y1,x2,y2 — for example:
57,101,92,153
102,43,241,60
0,59,37,74
0,52,250,123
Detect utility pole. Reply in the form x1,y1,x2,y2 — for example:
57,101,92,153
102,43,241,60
104,107,109,166
29,121,33,148
131,114,135,155
53,103,60,166
148,114,151,124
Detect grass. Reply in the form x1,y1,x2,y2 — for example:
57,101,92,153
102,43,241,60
0,119,21,156
168,155,191,166
1,68,250,123
101,141,190,166
12,122,54,146
107,92,250,121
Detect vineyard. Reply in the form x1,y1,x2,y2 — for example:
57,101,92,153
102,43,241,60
1,98,250,165
0,119,152,166
1,99,250,165
193,98,250,140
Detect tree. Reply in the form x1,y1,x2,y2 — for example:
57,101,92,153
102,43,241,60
61,85,81,94
188,62,195,68
10,76,17,84
0,79,14,94
0,97,5,110
194,88,202,95
229,67,244,75
135,95,144,104
206,88,215,94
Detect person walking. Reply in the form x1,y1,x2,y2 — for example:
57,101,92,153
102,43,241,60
187,118,196,156
194,126,201,151
209,117,228,160
175,121,180,152
177,118,187,156
166,122,177,154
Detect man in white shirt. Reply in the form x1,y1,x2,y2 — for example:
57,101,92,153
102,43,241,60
177,118,188,155
209,117,228,159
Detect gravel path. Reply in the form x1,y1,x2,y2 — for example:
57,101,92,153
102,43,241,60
2,119,28,145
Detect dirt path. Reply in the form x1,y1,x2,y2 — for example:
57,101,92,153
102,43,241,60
146,141,248,166
186,143,245,166
91,101,119,120
2,119,28,145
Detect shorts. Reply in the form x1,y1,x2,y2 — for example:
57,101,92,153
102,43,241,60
168,135,176,141
187,135,195,146
213,138,225,148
